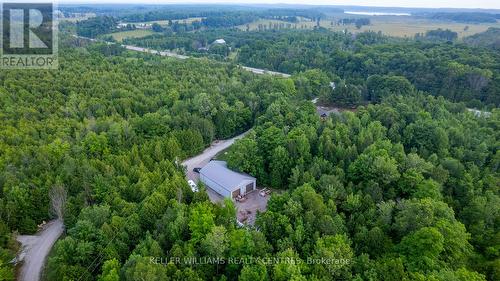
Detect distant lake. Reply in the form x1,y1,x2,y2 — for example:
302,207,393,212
345,11,411,16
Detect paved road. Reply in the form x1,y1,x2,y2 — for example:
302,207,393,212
17,219,64,281
239,66,291,78
122,45,189,59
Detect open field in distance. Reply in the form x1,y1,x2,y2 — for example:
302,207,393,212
239,16,500,38
107,29,157,42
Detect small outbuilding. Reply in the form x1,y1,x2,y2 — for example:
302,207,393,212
200,161,256,199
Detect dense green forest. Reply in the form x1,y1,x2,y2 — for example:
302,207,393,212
423,12,500,23
73,5,500,107
0,43,292,279
464,27,500,50
1,41,498,280
77,16,119,38
1,5,499,281
234,30,500,106
226,94,499,281
124,29,499,106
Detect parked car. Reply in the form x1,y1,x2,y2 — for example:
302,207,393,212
236,220,244,228
193,167,201,173
187,180,199,192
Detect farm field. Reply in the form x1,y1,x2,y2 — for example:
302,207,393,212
239,16,500,38
362,17,500,38
107,29,157,42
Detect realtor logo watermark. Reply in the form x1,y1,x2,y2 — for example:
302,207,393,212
0,1,58,69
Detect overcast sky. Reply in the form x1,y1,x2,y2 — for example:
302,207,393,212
59,0,500,10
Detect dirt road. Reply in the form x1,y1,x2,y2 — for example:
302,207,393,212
182,130,250,181
17,219,64,281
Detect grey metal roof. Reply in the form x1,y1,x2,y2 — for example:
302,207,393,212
200,161,255,192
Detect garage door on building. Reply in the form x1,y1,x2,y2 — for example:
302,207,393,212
232,189,240,198
245,183,253,193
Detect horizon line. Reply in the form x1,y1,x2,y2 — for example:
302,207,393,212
56,2,500,11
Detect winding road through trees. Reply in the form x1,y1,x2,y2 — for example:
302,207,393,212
16,220,64,281
72,35,291,78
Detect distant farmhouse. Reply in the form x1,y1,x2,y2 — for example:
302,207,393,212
200,161,256,199
116,22,152,29
212,38,226,44
197,39,226,52
135,23,152,29
467,108,492,117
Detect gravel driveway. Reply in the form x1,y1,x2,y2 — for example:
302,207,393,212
182,130,250,181
17,219,64,281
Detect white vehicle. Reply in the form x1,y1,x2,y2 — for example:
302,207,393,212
187,180,199,192
236,219,244,228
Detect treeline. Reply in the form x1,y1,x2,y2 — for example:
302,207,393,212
148,21,203,34
464,27,500,50
227,93,499,280
338,18,371,28
121,10,210,23
262,8,327,21
424,12,500,23
120,7,326,25
200,12,260,28
415,28,458,42
125,11,260,29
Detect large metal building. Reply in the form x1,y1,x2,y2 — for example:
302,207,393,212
200,161,256,198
